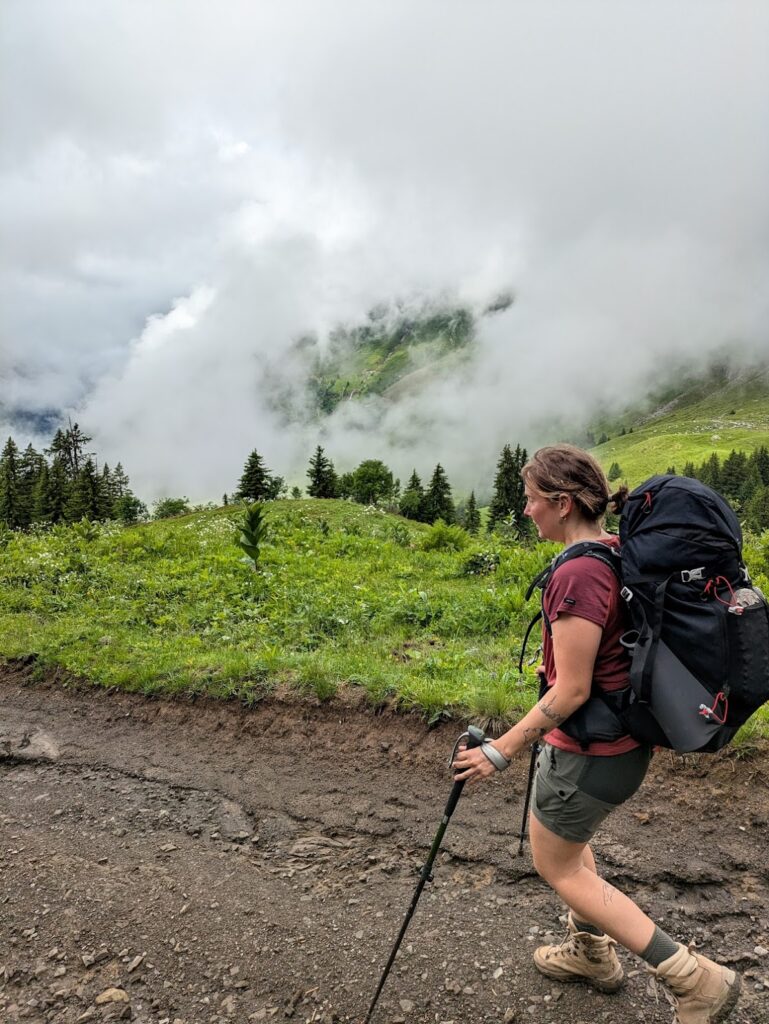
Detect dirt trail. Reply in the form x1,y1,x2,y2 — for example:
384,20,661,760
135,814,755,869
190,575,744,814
1,661,768,1024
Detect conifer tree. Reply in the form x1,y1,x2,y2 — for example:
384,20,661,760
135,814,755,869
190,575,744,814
666,466,677,475
487,444,527,533
65,457,103,522
111,463,130,499
45,457,70,524
750,446,769,487
682,461,697,479
422,464,455,524
747,485,769,533
607,461,623,482
306,446,338,498
0,437,22,528
47,422,93,478
236,450,274,502
32,462,52,523
698,453,721,491
399,470,425,521
18,444,45,528
740,462,762,507
463,491,481,535
720,450,747,502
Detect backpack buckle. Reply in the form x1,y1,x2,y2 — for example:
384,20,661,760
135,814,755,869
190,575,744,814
681,567,706,583
620,586,634,602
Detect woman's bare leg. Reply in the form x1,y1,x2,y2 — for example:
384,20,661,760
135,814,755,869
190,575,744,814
529,814,655,955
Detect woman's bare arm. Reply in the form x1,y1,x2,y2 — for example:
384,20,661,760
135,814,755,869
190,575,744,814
452,615,601,780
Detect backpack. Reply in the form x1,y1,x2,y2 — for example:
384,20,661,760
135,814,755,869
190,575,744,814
618,474,769,752
520,475,769,753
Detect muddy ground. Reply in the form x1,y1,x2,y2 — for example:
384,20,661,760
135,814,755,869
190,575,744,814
1,660,768,1024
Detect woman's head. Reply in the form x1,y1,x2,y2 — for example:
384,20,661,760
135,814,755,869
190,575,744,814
521,444,626,525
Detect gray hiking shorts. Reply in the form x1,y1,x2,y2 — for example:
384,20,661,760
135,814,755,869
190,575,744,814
531,743,652,845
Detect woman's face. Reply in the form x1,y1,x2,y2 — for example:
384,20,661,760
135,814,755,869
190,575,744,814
524,483,564,541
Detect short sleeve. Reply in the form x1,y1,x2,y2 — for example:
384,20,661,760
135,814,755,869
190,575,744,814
544,558,616,629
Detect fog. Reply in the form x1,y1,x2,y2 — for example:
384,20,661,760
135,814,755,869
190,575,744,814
2,1,768,499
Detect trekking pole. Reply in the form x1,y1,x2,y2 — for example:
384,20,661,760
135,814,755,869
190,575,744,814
516,742,539,856
363,724,486,1024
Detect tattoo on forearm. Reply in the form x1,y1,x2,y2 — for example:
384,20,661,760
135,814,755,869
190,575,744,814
522,725,549,743
537,694,567,726
602,882,616,906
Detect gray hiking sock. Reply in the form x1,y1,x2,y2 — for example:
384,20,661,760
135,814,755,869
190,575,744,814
641,926,679,968
572,917,604,937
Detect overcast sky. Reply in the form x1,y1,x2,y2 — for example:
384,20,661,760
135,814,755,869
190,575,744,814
1,1,768,500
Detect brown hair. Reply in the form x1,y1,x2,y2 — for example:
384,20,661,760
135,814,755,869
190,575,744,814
521,444,628,521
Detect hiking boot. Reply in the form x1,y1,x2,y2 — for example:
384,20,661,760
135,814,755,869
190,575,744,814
533,912,624,992
650,942,741,1024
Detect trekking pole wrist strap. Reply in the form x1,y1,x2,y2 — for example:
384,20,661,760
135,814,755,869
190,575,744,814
480,741,510,772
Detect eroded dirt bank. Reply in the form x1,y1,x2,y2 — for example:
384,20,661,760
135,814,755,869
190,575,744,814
1,662,768,1024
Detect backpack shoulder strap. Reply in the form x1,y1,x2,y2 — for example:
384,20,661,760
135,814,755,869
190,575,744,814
518,541,622,672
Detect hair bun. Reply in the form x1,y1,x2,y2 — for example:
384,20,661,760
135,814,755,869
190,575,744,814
609,484,629,514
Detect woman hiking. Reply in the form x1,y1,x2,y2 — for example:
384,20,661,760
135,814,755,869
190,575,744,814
452,445,740,1024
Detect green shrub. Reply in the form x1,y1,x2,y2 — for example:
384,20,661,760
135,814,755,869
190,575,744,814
421,520,469,552
461,551,500,576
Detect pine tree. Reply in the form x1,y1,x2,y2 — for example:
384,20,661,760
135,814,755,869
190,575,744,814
65,458,103,521
487,444,527,533
698,453,722,491
720,450,748,502
18,444,45,528
0,437,22,528
236,450,273,502
47,422,93,478
747,485,769,533
100,464,117,519
306,446,338,498
682,461,697,479
422,464,455,524
666,466,677,475
111,463,130,499
399,470,425,520
740,462,762,507
46,457,70,524
751,446,769,486
463,491,481,535
607,461,623,482
32,462,52,522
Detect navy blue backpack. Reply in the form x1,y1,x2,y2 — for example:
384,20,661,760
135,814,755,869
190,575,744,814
618,475,769,752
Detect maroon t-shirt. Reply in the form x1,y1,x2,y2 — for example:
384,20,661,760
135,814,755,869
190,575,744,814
539,535,639,756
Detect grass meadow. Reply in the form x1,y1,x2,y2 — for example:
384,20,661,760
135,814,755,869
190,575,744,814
2,499,768,744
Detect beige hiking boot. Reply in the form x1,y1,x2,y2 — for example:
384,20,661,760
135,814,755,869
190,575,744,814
533,912,624,992
650,942,741,1024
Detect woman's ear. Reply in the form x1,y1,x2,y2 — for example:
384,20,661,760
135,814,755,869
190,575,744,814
558,492,572,519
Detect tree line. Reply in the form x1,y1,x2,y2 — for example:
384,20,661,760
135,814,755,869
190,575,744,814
671,446,769,532
0,424,145,529
234,443,530,537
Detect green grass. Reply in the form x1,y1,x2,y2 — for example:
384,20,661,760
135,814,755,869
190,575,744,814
1,499,768,742
0,501,550,725
592,365,769,485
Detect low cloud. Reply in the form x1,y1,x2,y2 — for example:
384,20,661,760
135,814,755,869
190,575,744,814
2,1,767,499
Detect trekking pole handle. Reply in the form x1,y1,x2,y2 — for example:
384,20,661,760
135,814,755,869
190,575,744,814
444,725,485,819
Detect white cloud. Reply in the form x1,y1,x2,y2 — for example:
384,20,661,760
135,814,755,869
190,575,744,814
1,0,768,499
